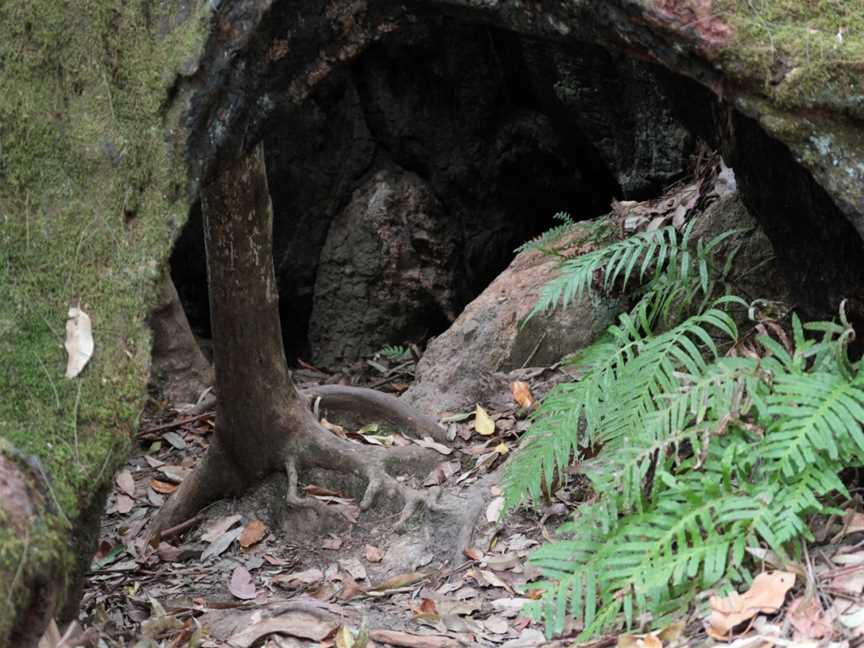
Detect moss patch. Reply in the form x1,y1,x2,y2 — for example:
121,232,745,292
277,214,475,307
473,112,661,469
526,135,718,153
715,0,864,118
0,0,207,635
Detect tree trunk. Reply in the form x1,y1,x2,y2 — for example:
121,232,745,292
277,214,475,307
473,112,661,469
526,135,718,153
151,144,475,550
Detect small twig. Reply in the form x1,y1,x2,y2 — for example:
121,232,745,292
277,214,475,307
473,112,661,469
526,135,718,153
157,515,201,542
520,331,548,369
34,351,60,410
138,412,214,437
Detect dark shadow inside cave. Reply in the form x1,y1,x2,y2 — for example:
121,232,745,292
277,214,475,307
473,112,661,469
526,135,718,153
170,20,695,369
170,13,864,370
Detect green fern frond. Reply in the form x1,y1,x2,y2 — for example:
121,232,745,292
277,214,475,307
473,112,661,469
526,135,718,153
516,212,578,255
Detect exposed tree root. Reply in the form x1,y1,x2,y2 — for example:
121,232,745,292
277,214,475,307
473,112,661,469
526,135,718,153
305,384,448,442
151,401,487,561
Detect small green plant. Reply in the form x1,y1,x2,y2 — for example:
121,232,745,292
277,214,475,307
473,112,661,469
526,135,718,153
377,344,412,362
506,217,864,639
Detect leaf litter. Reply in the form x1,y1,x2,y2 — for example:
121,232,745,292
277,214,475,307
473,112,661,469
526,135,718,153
73,336,864,648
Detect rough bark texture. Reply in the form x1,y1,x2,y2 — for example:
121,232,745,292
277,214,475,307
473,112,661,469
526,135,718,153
149,276,214,405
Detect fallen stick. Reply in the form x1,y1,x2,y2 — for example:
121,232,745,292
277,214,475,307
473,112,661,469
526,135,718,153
137,412,213,437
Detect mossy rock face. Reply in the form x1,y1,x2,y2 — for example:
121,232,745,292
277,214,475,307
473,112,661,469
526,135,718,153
0,0,208,642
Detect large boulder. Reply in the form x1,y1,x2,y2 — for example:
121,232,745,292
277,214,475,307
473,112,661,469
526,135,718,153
309,169,461,367
402,224,627,415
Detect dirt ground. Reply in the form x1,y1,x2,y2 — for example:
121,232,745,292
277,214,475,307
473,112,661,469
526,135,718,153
74,359,591,648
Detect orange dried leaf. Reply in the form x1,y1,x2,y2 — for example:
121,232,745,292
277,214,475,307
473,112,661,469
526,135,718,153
239,519,267,548
149,479,177,494
365,545,384,562
510,381,534,409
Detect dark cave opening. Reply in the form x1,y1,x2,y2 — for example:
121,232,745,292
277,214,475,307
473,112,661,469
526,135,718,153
170,12,864,371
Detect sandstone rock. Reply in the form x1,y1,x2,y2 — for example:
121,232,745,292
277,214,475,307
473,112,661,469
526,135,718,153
401,224,627,416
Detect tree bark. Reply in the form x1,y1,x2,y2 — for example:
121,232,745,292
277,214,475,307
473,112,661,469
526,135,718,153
151,144,475,546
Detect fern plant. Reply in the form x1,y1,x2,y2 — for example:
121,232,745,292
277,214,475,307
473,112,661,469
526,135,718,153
506,215,864,639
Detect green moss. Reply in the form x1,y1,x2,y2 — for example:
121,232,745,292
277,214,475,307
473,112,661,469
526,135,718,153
0,0,208,635
715,0,864,118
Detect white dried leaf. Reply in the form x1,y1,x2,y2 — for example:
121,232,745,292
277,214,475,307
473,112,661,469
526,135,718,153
64,306,94,378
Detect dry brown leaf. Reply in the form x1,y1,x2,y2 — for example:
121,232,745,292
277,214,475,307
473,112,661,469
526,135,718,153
115,494,134,514
338,575,368,601
412,598,440,620
239,520,267,549
272,568,323,589
64,305,94,378
263,553,292,566
787,596,830,640
413,436,452,456
486,496,505,523
322,535,343,550
201,514,242,543
707,571,795,640
227,613,335,647
511,381,535,409
474,405,496,436
305,484,348,498
339,557,367,580
368,629,458,648
149,479,177,494
463,547,483,561
365,544,384,563
321,418,347,438
479,569,516,594
115,469,135,497
835,509,864,541
201,526,243,560
370,571,427,592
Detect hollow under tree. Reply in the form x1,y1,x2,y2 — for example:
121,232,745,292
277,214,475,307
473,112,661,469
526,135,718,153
150,144,484,554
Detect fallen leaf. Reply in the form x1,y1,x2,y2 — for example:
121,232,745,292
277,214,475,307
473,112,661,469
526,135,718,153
147,489,164,507
483,615,510,635
322,535,343,550
335,625,355,648
494,442,510,455
787,596,830,640
835,509,864,541
272,568,323,589
707,571,795,640
338,575,368,601
368,629,458,648
227,613,336,647
64,305,94,378
479,569,515,594
263,554,293,566
321,418,347,438
239,520,267,548
366,545,384,562
511,381,534,409
149,479,177,494
158,464,190,483
201,514,242,543
115,469,135,497
115,494,134,514
486,496,505,523
339,558,367,580
305,484,348,498
201,526,243,560
370,571,427,592
412,598,440,621
228,566,256,600
491,598,531,618
463,547,483,561
162,431,187,450
414,436,452,456
474,405,496,436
